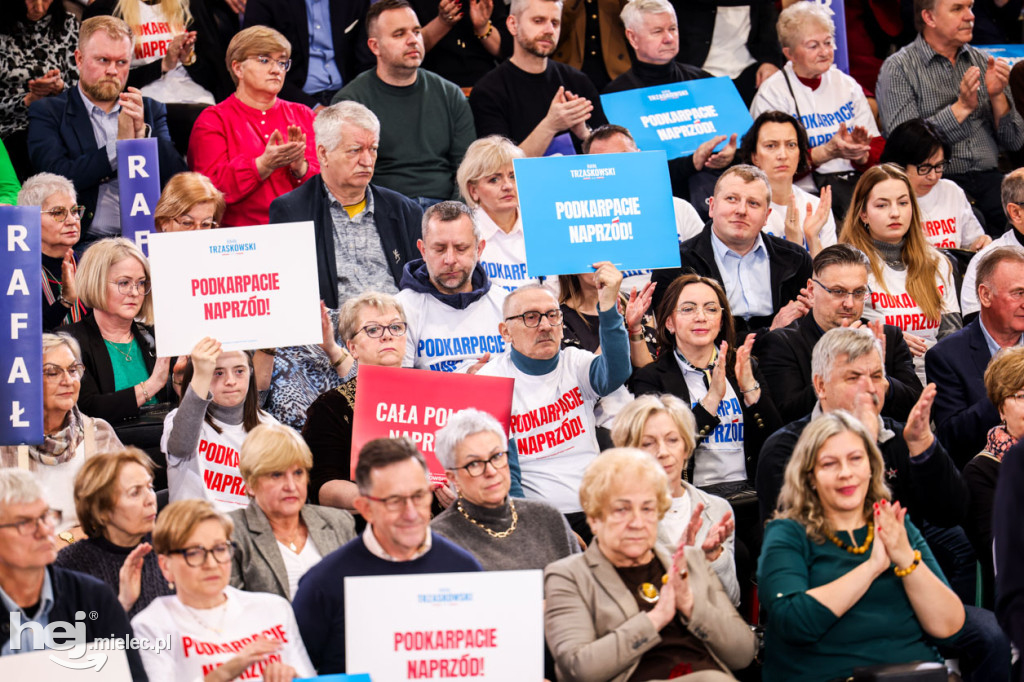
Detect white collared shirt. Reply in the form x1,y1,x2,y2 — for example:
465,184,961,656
362,524,432,562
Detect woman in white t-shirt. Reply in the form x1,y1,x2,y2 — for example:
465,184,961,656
839,164,961,381
740,110,836,256
880,119,992,252
162,337,277,511
132,499,314,682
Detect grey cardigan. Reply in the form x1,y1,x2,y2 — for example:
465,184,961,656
229,502,356,600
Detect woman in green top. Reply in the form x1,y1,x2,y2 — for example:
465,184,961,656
758,410,964,682
60,238,170,423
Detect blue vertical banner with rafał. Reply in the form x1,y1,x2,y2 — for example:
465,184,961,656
118,137,161,256
514,151,680,277
0,206,43,446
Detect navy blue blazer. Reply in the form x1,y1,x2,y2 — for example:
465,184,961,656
27,87,186,236
269,179,422,308
925,317,1002,467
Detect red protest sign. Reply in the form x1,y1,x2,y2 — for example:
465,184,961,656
351,365,515,484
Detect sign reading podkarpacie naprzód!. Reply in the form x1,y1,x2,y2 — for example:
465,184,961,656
345,570,543,680
148,222,321,357
600,77,753,158
514,150,680,277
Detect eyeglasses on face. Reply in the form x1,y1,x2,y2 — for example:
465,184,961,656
504,309,563,327
914,161,948,176
42,205,86,223
43,363,85,382
451,451,509,477
363,489,433,511
248,54,292,72
172,216,219,230
812,278,868,302
675,303,722,317
354,322,408,339
0,509,62,535
110,278,151,296
168,541,236,567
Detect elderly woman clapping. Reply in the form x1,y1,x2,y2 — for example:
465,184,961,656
230,423,355,601
545,448,756,682
758,411,965,682
431,408,577,570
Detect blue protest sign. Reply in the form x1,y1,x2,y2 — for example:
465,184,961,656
814,0,849,73
600,77,753,158
514,151,680,277
981,45,1024,67
117,137,161,256
0,206,43,446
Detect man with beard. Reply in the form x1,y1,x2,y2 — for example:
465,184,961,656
396,201,508,373
27,16,186,246
469,0,608,156
332,0,474,205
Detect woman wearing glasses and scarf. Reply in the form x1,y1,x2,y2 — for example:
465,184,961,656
133,499,315,682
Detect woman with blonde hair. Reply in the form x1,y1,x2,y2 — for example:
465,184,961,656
838,163,961,380
758,411,965,681
154,172,226,232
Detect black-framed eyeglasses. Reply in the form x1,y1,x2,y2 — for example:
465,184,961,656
451,451,509,477
110,278,151,295
363,489,432,511
249,55,292,72
167,541,236,567
812,278,868,302
355,322,408,339
504,309,563,328
43,363,85,382
42,205,86,223
914,161,948,176
172,216,219,230
0,509,62,535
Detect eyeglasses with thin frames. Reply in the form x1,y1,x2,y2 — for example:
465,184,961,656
504,310,563,328
248,55,292,72
172,216,219,230
0,509,62,535
110,279,151,296
43,363,85,382
354,322,408,339
812,278,868,302
42,205,86,223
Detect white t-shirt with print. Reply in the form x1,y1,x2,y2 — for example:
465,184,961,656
131,2,214,104
476,209,540,293
676,355,747,487
763,185,838,251
916,179,987,250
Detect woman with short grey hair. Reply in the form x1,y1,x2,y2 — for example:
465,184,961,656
431,408,579,570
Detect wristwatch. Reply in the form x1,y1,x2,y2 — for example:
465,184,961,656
58,530,76,544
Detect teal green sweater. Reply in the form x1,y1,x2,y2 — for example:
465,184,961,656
333,68,474,201
0,139,21,205
758,518,959,682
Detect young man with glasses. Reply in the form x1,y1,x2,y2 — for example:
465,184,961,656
757,243,923,423
293,437,481,675
476,264,630,542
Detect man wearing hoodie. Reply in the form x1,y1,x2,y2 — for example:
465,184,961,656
397,201,508,372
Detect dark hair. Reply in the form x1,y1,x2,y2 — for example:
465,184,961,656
812,244,871,277
367,0,414,35
913,0,937,32
1,1,68,38
179,349,265,434
738,111,812,177
879,119,950,169
355,437,428,494
655,274,736,371
583,124,636,154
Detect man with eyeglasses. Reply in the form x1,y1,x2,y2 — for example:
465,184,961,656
397,201,508,372
0,470,148,678
293,437,481,675
927,245,1024,462
756,244,923,423
476,266,631,542
27,16,186,249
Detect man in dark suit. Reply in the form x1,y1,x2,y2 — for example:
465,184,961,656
27,16,186,247
756,244,922,423
244,0,374,107
926,246,1024,466
651,164,812,341
269,100,421,309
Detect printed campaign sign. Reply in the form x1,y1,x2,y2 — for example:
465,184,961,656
981,44,1024,67
1,207,43,446
600,77,753,158
148,222,321,357
345,570,543,680
350,365,514,485
513,151,680,277
117,138,161,256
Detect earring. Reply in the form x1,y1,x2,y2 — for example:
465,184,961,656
167,581,175,591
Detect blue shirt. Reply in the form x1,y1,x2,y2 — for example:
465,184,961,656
709,230,773,319
0,569,55,655
78,84,121,237
302,0,343,95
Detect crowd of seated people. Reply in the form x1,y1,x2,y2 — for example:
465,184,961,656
8,0,1024,680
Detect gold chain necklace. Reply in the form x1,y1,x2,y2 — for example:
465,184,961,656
825,523,873,554
104,330,135,362
456,498,518,538
183,599,229,634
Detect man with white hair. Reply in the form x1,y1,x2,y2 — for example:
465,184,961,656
270,100,423,309
606,0,709,93
0,469,146,678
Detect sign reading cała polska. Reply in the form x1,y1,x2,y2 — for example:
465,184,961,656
148,222,321,357
0,207,43,446
345,570,543,680
600,77,753,158
514,151,680,276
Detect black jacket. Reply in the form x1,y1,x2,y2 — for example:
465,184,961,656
630,349,782,483
755,314,923,423
670,0,784,71
243,0,374,107
650,222,813,341
995,440,1024,668
268,178,422,309
756,414,969,527
0,566,148,680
